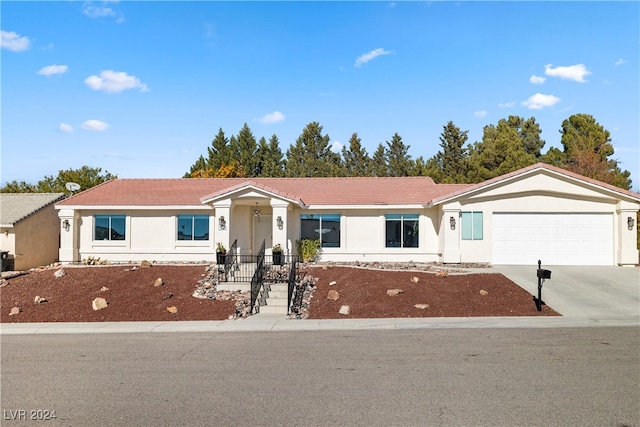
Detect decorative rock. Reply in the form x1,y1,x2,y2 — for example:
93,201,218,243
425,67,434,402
100,286,109,292
164,292,173,300
34,295,48,304
166,306,178,314
327,289,340,301
387,289,404,296
411,276,420,283
414,304,430,310
9,306,21,316
329,281,337,286
153,278,164,287
92,297,108,310
435,270,449,277
339,305,351,315
140,260,152,268
479,290,489,296
54,269,66,278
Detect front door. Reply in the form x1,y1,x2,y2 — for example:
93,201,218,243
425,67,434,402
253,215,272,254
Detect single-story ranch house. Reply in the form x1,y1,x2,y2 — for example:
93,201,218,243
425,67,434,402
55,163,639,267
1,193,66,271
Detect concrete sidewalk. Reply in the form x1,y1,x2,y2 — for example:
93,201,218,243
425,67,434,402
2,265,638,335
1,313,637,335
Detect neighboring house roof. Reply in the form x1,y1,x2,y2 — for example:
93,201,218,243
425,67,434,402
1,193,66,226
54,163,640,209
56,177,471,207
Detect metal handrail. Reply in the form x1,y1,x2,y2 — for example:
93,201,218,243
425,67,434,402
225,239,238,276
287,257,298,314
250,239,266,313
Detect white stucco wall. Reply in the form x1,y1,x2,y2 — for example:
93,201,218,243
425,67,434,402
75,209,216,263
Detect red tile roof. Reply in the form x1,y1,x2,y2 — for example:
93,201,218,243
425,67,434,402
56,177,470,207
56,164,639,208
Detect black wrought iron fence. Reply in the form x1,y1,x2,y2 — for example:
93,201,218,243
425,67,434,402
287,257,298,314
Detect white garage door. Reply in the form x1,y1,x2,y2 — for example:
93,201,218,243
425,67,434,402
493,213,613,265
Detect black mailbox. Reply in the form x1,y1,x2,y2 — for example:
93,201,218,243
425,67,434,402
537,269,551,280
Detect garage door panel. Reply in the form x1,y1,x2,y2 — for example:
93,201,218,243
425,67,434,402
493,213,613,265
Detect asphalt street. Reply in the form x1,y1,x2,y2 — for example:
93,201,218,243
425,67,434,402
1,327,639,427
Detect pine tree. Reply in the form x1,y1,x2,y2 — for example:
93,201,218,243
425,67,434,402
342,133,371,176
207,128,231,172
385,133,414,177
371,143,388,177
257,135,285,177
233,123,258,177
285,122,342,177
426,121,469,183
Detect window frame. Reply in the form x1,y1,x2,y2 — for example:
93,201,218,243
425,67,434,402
385,213,420,248
177,214,210,241
300,213,341,248
93,214,126,241
461,211,483,241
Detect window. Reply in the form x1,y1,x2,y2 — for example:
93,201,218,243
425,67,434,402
94,215,126,240
385,214,419,248
177,215,209,241
462,211,483,240
300,214,340,248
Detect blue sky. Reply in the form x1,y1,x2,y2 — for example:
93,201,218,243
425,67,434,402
2,1,639,189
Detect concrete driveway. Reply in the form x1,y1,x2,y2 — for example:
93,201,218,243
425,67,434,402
494,265,640,320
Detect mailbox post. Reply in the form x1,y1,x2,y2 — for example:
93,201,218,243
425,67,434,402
535,260,552,312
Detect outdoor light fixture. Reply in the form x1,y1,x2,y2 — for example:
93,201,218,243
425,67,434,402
62,219,70,231
628,216,635,231
276,216,283,230
218,216,226,230
449,216,456,230
253,202,261,217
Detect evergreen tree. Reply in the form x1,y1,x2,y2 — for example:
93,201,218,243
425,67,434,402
426,121,469,183
207,128,231,171
371,143,388,177
342,133,371,176
233,123,258,177
285,122,342,177
257,135,285,177
466,117,536,182
558,113,631,189
385,133,414,177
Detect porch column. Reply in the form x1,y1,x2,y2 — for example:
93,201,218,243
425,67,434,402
442,204,461,263
617,201,639,266
270,199,289,254
213,199,231,252
58,209,79,263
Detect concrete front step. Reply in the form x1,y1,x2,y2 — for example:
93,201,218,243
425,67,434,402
259,304,288,314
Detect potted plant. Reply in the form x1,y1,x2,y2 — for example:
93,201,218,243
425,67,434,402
272,243,283,265
216,242,226,265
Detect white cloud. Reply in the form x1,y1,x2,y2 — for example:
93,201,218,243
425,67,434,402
355,48,392,67
258,111,285,124
474,110,487,118
521,93,561,110
84,70,149,93
38,64,69,76
58,123,74,133
1,30,31,52
81,119,109,131
498,101,515,108
83,2,125,23
330,141,344,153
615,58,628,66
529,75,546,84
544,64,591,83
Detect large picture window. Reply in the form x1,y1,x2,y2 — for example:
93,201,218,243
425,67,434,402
300,214,340,248
177,215,209,241
94,215,126,241
385,214,419,248
462,211,483,240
